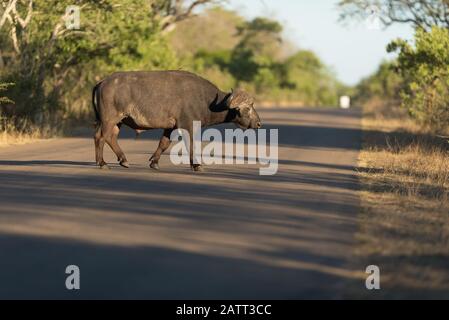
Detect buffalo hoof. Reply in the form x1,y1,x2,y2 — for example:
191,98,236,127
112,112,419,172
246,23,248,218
149,161,160,170
192,165,203,172
100,163,110,170
120,160,130,168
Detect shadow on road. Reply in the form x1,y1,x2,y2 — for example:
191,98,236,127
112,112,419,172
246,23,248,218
0,107,367,299
0,160,96,167
0,164,362,298
0,232,362,299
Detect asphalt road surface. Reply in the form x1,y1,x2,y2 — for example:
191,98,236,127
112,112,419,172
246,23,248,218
0,107,363,299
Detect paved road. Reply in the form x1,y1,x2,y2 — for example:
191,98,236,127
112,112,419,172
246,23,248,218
0,107,362,299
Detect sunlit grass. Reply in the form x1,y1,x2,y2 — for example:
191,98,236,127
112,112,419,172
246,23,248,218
354,105,449,298
0,115,57,147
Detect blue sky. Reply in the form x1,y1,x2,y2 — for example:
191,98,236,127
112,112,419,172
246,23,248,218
225,0,414,85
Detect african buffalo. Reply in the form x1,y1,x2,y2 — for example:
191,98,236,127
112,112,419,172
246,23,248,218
92,70,261,171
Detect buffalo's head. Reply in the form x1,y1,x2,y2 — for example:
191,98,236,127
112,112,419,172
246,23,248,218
225,89,261,129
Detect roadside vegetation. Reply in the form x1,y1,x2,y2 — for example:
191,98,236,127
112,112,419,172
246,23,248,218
0,0,345,146
339,0,449,297
356,106,449,298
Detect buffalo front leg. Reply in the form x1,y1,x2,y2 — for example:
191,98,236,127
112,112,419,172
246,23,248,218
174,123,202,172
187,127,203,172
149,129,173,170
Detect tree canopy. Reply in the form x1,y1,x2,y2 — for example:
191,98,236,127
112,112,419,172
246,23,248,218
340,0,449,132
339,0,449,30
0,1,343,127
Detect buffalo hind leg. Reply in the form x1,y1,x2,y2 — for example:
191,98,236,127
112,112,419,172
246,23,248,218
149,129,173,170
94,124,108,169
103,122,130,168
113,123,129,168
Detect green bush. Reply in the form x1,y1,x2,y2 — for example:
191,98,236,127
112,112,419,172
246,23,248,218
353,61,404,111
1,0,177,121
1,2,346,129
0,83,13,105
388,27,449,132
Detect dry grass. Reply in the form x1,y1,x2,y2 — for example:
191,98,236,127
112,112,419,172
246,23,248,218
354,104,449,299
257,100,305,108
0,116,56,147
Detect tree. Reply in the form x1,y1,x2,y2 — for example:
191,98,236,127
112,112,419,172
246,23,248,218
338,0,449,30
175,10,341,105
0,82,13,104
0,0,215,119
234,17,284,60
168,6,243,56
354,61,403,103
229,17,284,85
387,26,449,131
152,0,222,33
0,0,33,53
282,51,340,106
340,0,449,129
1,1,344,123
